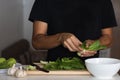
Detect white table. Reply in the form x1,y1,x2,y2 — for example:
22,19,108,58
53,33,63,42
0,73,120,80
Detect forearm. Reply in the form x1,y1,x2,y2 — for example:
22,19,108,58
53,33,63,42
99,34,112,47
32,33,62,50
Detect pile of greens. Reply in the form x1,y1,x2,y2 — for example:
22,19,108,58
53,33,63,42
42,57,86,70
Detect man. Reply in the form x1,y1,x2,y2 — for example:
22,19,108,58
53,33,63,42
29,0,117,61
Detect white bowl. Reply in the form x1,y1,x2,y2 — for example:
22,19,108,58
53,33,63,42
85,58,120,79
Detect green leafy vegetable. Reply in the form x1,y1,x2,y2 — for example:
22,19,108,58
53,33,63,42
81,40,107,51
0,57,6,64
77,40,107,56
24,65,36,71
42,57,86,70
0,58,16,69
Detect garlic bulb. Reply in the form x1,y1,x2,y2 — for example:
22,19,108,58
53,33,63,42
15,66,27,78
7,64,18,76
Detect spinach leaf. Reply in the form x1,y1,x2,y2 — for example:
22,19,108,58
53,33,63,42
82,40,107,51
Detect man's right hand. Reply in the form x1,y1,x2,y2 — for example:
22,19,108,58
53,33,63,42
59,33,83,52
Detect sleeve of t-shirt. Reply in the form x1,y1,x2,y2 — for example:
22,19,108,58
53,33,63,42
29,0,48,23
101,0,117,28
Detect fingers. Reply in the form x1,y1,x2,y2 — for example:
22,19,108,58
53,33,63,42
85,40,95,48
78,50,97,57
61,33,97,57
63,35,82,52
77,40,97,57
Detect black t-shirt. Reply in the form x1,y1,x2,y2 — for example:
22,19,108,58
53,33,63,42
29,0,117,61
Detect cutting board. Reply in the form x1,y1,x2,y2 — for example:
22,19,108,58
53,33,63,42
26,63,90,76
27,70,90,76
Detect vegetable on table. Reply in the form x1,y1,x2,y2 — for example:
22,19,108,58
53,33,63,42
24,65,36,71
41,57,86,70
0,57,6,64
7,64,27,78
15,66,27,78
7,64,18,76
0,57,16,69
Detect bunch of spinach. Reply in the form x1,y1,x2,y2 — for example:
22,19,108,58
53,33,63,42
43,57,86,70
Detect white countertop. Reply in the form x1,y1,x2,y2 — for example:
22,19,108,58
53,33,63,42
0,73,120,80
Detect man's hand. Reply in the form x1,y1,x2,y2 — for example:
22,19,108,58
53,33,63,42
78,50,97,57
78,39,97,57
85,39,95,48
60,33,83,52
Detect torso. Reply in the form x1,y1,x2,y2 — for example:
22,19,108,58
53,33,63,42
46,0,102,61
